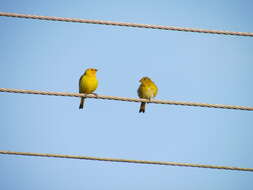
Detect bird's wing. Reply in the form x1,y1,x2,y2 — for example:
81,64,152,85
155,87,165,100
153,83,158,97
137,85,143,98
79,74,84,93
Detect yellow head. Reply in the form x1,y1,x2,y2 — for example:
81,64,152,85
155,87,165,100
84,68,98,77
139,77,152,85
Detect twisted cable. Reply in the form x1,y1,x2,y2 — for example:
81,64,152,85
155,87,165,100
0,150,252,172
1,12,253,37
0,88,253,111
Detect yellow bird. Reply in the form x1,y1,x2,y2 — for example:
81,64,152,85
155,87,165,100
79,68,98,109
137,77,158,113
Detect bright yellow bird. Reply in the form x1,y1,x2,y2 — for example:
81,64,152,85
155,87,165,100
79,68,98,109
137,77,158,113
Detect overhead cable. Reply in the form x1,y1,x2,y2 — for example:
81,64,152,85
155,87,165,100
0,150,252,172
0,88,252,111
0,12,253,37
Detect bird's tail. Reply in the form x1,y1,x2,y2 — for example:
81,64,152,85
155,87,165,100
79,97,85,109
139,102,146,113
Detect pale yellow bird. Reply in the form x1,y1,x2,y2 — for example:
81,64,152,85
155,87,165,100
79,68,98,109
137,77,158,113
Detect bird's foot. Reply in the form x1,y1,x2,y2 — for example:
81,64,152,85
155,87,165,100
91,93,98,98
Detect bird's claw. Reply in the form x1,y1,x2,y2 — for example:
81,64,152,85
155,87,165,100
91,93,98,98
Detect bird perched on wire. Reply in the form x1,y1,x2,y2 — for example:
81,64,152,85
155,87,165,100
79,68,98,109
137,77,158,113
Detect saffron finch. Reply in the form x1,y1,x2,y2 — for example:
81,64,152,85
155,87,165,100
137,77,158,113
79,68,98,109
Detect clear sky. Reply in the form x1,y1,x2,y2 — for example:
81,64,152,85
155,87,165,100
0,0,253,189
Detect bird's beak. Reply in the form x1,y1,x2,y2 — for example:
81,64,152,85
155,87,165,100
95,69,98,72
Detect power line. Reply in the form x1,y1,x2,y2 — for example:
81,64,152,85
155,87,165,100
0,12,253,37
0,150,252,172
0,87,252,111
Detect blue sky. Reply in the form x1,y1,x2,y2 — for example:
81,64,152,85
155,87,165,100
0,0,253,189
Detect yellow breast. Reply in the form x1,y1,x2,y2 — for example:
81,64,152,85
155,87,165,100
79,75,98,94
138,84,157,99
